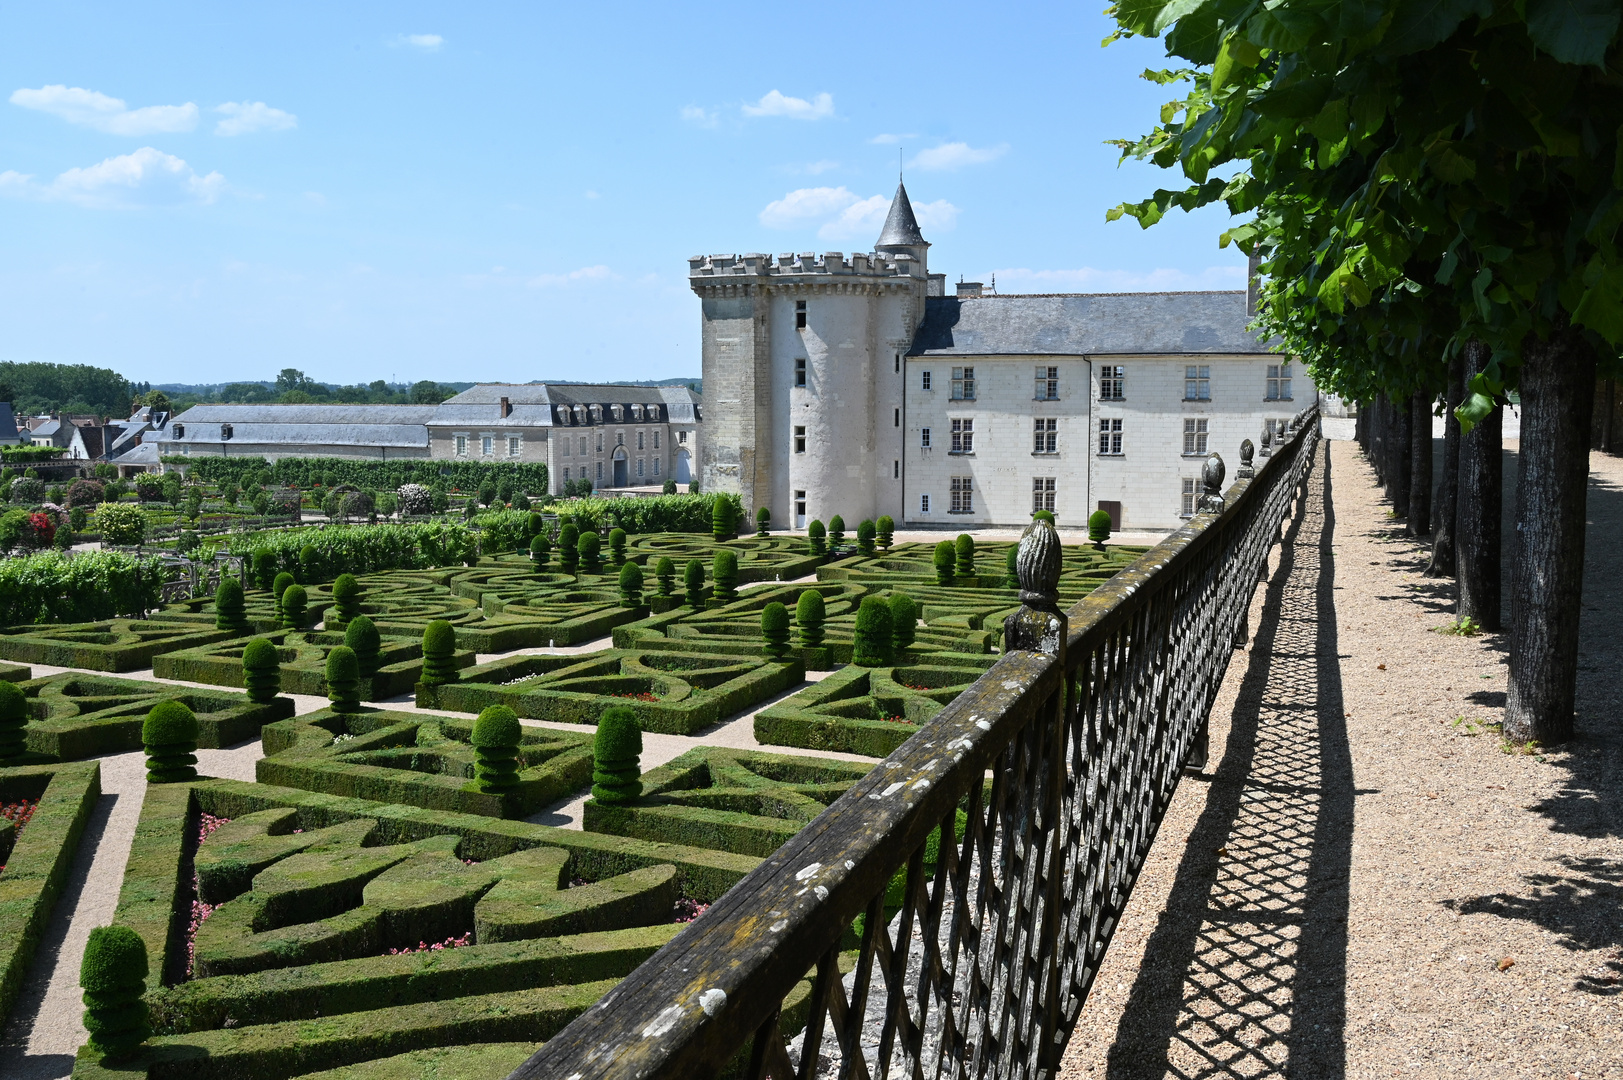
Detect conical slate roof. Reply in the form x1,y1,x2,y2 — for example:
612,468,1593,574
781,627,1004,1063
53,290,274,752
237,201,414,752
876,183,927,247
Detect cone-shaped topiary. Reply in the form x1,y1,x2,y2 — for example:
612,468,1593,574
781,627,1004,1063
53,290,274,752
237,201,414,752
934,541,956,585
683,559,705,607
344,615,381,678
578,531,602,574
608,528,628,565
591,706,643,804
655,556,676,596
712,549,739,601
954,534,975,578
329,573,362,631
0,681,27,759
299,544,321,583
618,562,644,607
325,645,362,713
1004,545,1020,588
852,596,893,667
272,571,295,602
279,584,308,630
1088,509,1112,546
756,506,770,536
420,620,459,685
808,519,827,557
80,924,150,1063
761,602,791,658
856,519,876,556
253,550,277,591
796,590,825,648
711,496,734,542
241,638,281,704
214,577,248,633
558,522,580,573
876,515,894,551
470,704,522,793
529,532,551,568
828,515,845,547
889,592,918,653
142,700,198,783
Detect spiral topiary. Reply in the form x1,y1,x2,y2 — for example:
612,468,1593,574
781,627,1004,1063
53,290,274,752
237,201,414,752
529,532,551,568
807,519,826,557
856,519,876,557
328,573,362,630
934,540,955,585
852,596,893,667
298,544,321,583
828,515,845,547
0,680,28,759
654,556,676,596
711,496,734,542
80,925,150,1063
761,602,791,658
253,549,277,591
876,515,895,551
1004,545,1020,589
796,590,825,648
591,706,642,804
241,638,281,704
889,592,918,653
142,700,198,784
420,620,459,685
756,506,770,536
325,645,362,713
345,614,382,677
954,534,975,578
1088,509,1112,546
578,531,602,574
214,577,248,633
683,559,705,607
712,549,739,602
470,705,522,793
279,584,308,630
272,571,295,602
619,562,644,607
608,527,627,565
558,521,580,573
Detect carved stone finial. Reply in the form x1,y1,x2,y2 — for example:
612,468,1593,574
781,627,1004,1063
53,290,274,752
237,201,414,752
1237,439,1255,480
1004,519,1065,657
1197,452,1227,514
1259,422,1273,458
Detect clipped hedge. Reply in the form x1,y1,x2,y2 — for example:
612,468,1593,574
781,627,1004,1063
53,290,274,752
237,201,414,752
154,631,475,700
0,550,164,626
0,619,242,673
171,456,549,494
227,523,479,580
547,493,741,535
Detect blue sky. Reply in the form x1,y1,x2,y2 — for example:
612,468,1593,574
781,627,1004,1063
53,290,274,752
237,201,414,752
0,2,1244,386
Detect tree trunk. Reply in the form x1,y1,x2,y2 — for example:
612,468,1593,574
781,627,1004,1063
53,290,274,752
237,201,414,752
1408,392,1432,535
1370,394,1386,482
1426,354,1464,577
1390,393,1412,517
1456,340,1502,631
1504,323,1596,746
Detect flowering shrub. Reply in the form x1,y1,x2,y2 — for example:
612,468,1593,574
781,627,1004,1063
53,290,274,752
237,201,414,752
8,476,44,504
26,511,56,548
386,932,473,956
94,502,148,546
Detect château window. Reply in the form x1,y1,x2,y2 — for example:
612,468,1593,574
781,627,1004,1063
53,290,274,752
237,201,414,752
1034,365,1059,400
1098,418,1123,456
596,434,604,453
637,459,645,478
1183,418,1209,456
561,437,571,456
1100,365,1125,400
1032,477,1055,514
951,366,975,400
795,358,807,387
950,419,973,454
795,300,807,330
949,476,973,514
921,370,932,391
455,434,467,456
1033,418,1057,454
596,462,603,482
652,457,660,476
1181,477,1198,518
508,436,521,457
920,493,931,513
1266,363,1293,401
637,430,645,451
653,430,660,449
894,408,899,428
794,426,806,453
795,490,806,520
579,436,588,455
1185,365,1211,401
921,427,931,449
678,431,688,444
482,436,494,456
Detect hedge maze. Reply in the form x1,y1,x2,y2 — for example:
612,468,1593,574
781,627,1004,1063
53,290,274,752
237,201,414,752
154,631,477,700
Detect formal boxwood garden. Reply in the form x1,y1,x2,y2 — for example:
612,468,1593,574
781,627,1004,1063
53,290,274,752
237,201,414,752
153,631,477,700
0,620,244,673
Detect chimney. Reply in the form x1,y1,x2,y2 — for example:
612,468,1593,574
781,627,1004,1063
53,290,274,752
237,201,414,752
956,281,983,298
499,396,511,419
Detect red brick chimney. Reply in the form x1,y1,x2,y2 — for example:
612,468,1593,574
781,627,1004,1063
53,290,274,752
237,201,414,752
499,396,511,419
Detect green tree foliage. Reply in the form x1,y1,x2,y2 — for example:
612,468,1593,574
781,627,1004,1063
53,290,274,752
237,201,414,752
760,602,791,658
328,573,362,631
591,706,643,804
796,589,826,648
529,532,550,568
344,615,382,678
954,534,975,578
272,572,295,602
0,550,163,624
0,361,131,416
0,681,27,759
876,515,894,551
80,925,150,1062
711,495,735,542
856,519,876,557
242,638,281,703
142,700,198,783
172,455,547,496
618,562,644,607
852,596,893,667
828,515,845,547
712,549,739,601
470,705,522,793
934,541,956,586
298,544,321,584
279,584,308,630
1004,545,1020,589
420,620,459,685
889,592,918,652
325,645,362,713
214,577,248,633
477,479,498,507
93,503,146,547
557,521,580,574
608,527,627,565
578,530,602,574
755,506,770,536
807,519,827,557
683,559,705,607
654,556,676,596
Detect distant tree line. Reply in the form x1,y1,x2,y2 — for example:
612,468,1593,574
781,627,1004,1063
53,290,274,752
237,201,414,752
0,362,132,416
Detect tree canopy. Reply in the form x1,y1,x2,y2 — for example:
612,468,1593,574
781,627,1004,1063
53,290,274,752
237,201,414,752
0,361,132,416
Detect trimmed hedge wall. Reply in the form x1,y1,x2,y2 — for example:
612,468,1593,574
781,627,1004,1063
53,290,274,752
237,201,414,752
0,550,165,626
154,632,476,701
227,523,480,581
546,493,741,535
0,620,244,673
172,456,549,495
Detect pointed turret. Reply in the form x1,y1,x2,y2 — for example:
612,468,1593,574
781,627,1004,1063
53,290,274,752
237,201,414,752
876,182,927,248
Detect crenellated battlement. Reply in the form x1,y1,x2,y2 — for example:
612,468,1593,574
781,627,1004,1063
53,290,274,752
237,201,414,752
687,250,925,281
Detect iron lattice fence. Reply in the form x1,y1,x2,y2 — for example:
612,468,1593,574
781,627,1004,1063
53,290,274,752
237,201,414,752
513,406,1321,1080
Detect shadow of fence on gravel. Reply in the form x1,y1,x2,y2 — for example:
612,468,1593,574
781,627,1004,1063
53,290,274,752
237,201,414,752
1103,446,1354,1080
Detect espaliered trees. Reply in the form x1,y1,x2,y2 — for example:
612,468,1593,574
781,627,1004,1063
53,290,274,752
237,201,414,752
1107,0,1623,745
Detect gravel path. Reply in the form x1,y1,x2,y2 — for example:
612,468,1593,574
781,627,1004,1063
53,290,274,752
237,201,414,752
1059,437,1620,1079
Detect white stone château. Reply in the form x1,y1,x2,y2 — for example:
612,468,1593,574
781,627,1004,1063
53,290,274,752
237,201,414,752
691,184,1311,532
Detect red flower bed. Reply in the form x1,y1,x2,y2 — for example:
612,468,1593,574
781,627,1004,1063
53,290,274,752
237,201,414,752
187,813,233,974
387,932,473,955
611,692,658,703
0,797,40,874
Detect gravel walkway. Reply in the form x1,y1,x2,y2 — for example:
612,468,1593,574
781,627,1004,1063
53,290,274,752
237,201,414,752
1059,437,1620,1079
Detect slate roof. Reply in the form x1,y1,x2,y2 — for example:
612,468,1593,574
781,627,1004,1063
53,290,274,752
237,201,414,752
170,405,443,425
0,404,18,442
877,183,927,248
907,292,1278,357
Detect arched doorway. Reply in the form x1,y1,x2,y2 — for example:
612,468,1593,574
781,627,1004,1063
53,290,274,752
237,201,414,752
612,447,629,488
674,449,691,485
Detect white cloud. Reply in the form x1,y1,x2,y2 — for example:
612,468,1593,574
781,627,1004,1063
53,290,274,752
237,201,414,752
909,141,1008,171
760,186,958,242
394,33,444,50
527,265,616,288
990,265,1247,292
789,159,840,175
680,105,718,127
742,90,834,120
214,101,297,136
0,147,225,207
10,85,198,135
867,132,917,145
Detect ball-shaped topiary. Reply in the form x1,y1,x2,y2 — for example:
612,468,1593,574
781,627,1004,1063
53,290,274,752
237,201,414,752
420,620,459,685
755,506,770,536
889,592,918,653
279,584,308,630
214,577,248,633
828,515,845,546
298,544,321,583
272,571,295,602
0,680,28,759
328,573,362,630
529,532,551,568
325,645,362,713
760,602,791,658
807,519,826,557
663,478,677,495
876,515,895,551
1004,545,1020,589
252,549,277,591
241,638,281,704
344,615,382,677
711,496,735,542
578,530,602,574
142,700,198,783
80,924,150,1063
712,549,739,602
1033,509,1056,526
591,706,643,804
683,559,705,607
1087,509,1112,546
795,590,825,648
557,522,581,573
470,705,522,793
608,527,627,565
852,596,894,667
933,541,956,585
954,534,975,578
654,555,676,596
618,562,644,607
856,519,877,556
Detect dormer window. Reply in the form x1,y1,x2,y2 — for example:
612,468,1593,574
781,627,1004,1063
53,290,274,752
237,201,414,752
612,404,624,422
220,423,233,440
173,424,185,438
